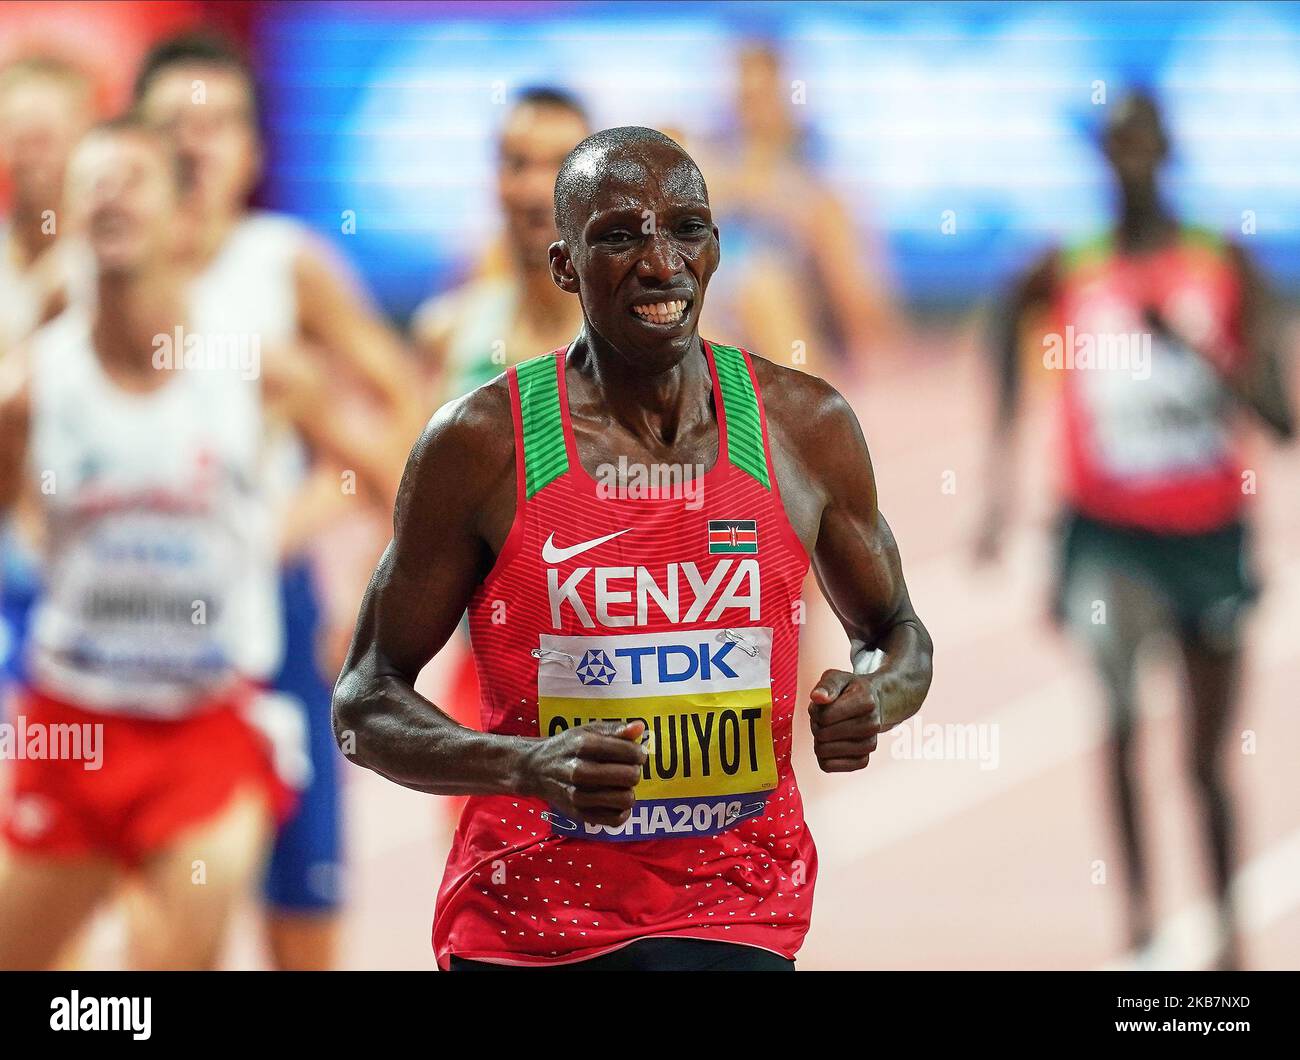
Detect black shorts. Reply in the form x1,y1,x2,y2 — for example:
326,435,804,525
448,937,795,972
1054,508,1259,642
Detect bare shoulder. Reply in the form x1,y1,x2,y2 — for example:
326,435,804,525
293,227,352,284
396,373,515,535
292,228,381,313
749,354,863,453
419,372,513,463
746,354,874,532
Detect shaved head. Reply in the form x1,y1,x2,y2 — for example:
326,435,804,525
546,124,718,370
554,126,706,244
1105,90,1166,141
1102,89,1169,185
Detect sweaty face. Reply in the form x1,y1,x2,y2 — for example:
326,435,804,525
558,144,719,372
65,131,179,276
137,65,259,215
498,103,589,269
0,76,92,205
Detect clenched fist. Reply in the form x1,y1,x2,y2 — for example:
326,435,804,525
519,719,648,826
808,669,886,773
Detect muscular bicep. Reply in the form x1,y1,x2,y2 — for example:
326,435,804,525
808,402,917,650
345,393,512,682
357,522,483,683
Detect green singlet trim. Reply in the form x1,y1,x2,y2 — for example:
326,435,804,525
711,343,771,490
516,353,569,498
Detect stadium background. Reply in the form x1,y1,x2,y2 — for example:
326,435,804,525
5,1,1300,315
2,0,1299,970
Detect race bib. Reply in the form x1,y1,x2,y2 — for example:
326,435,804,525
535,626,777,841
1082,339,1230,481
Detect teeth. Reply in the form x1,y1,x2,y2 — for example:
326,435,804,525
632,300,688,323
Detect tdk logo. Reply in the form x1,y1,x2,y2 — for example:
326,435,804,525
575,649,617,686
614,641,738,685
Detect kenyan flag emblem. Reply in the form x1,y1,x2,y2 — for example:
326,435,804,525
708,519,758,554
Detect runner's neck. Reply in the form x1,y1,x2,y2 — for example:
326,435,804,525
567,332,715,450
92,270,187,389
1115,181,1178,254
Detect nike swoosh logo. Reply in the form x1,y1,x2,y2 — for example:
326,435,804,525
542,528,631,564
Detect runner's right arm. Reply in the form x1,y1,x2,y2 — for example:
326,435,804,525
974,248,1057,562
332,381,647,824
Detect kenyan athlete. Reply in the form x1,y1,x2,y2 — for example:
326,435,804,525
976,93,1295,969
333,127,934,970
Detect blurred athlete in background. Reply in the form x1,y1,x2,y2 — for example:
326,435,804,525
700,40,899,378
977,92,1295,969
0,56,94,354
131,33,416,970
0,118,391,969
413,86,589,402
0,56,96,703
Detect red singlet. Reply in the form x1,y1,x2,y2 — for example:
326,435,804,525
1053,227,1249,533
433,341,816,967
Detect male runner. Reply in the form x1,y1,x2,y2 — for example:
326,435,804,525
976,93,1294,969
0,118,389,969
700,40,898,373
334,127,933,970
0,56,95,693
131,32,417,969
412,86,589,401
0,55,94,353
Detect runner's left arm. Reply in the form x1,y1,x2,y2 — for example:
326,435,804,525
803,388,934,773
1227,244,1294,440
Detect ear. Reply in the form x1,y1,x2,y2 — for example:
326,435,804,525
549,240,579,294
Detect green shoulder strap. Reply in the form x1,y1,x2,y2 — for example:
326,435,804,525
1180,224,1227,256
1059,231,1113,276
515,353,569,498
710,343,771,490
